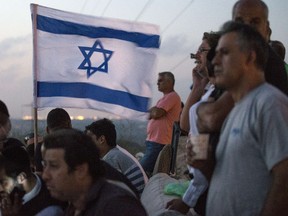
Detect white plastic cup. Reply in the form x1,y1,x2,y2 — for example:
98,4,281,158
188,134,209,160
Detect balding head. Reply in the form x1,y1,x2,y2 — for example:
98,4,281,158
232,0,270,41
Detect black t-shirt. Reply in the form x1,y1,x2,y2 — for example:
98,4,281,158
265,47,288,95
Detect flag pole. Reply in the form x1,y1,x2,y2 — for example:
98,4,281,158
32,4,39,160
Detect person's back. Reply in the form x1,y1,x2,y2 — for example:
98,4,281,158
68,177,146,216
103,146,146,194
101,160,139,198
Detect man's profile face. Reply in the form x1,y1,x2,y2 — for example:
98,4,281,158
213,32,247,90
157,75,171,93
233,1,269,40
193,39,210,78
42,148,78,201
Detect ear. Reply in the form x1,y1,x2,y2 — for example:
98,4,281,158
98,135,106,145
246,50,257,67
74,163,89,180
17,172,27,183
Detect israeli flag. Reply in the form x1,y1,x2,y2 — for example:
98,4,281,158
31,4,160,119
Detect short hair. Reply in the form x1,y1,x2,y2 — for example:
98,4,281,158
2,146,32,179
47,108,71,131
206,46,217,77
269,40,286,60
203,32,220,50
220,21,269,71
232,0,269,20
43,129,105,180
158,71,175,85
85,118,117,147
0,100,9,126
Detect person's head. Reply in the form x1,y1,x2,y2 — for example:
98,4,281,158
85,118,117,156
269,40,286,60
212,21,268,93
42,128,104,201
0,101,11,142
0,146,31,194
157,72,175,93
46,108,71,134
232,0,270,41
191,32,220,78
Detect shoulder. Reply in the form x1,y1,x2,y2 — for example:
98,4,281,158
35,206,64,216
246,84,288,115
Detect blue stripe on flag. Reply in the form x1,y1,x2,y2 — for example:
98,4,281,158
37,15,160,48
37,82,149,112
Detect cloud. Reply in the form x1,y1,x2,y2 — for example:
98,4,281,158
0,35,33,118
160,33,194,56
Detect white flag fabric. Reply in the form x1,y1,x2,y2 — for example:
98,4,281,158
31,4,160,119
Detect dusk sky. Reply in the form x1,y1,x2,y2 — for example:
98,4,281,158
1,0,287,119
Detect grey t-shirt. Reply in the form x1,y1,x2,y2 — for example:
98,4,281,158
207,83,288,216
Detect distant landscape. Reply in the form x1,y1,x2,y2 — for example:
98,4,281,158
10,118,148,156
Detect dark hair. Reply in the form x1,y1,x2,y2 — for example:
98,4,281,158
0,100,9,126
203,32,220,50
232,0,269,20
206,47,217,77
43,129,104,180
85,118,117,147
203,32,220,77
220,21,269,71
2,146,32,179
47,108,71,131
159,71,175,86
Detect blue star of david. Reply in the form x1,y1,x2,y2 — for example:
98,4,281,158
78,40,113,78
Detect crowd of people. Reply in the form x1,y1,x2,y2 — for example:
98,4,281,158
0,0,288,215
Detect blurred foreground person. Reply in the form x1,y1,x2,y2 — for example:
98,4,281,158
190,21,288,215
0,145,64,216
42,129,147,216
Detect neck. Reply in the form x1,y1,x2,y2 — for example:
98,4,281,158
101,146,115,158
71,178,93,212
230,73,265,102
163,89,174,95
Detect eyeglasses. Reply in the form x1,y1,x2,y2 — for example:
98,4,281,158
190,47,210,59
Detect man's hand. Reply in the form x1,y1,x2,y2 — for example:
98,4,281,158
0,191,22,216
166,198,190,214
186,141,215,181
192,65,209,91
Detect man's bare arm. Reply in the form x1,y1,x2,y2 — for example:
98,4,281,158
197,91,234,133
260,158,288,216
149,107,166,119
